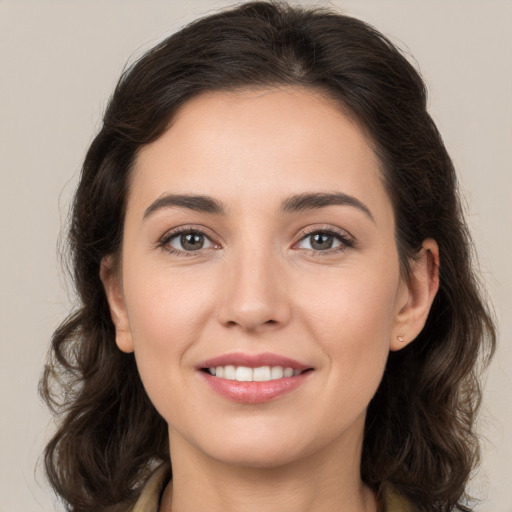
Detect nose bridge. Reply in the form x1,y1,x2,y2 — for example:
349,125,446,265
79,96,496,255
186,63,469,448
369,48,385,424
217,235,290,332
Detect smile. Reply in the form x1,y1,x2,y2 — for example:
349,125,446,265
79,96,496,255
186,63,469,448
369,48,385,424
198,353,313,403
204,365,304,382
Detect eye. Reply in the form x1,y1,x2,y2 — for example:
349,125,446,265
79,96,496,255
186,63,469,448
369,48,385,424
161,228,216,254
295,229,353,252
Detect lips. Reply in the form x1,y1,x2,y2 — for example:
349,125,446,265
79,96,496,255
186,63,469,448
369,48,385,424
199,352,310,370
197,352,313,403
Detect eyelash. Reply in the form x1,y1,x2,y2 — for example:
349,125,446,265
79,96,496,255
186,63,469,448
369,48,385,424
157,226,355,257
157,226,217,257
294,226,355,256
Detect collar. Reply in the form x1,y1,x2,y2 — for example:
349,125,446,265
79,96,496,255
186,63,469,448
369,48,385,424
131,464,170,512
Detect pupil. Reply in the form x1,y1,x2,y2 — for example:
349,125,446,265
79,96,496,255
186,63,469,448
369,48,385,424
311,233,333,250
181,233,204,250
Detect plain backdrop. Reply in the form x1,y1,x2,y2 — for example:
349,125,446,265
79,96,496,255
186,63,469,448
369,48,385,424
1,1,511,511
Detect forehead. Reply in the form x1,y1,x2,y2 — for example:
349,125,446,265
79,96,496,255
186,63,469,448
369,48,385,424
130,86,390,221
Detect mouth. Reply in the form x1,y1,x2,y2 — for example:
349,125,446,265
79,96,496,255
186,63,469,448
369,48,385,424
197,353,314,403
201,365,310,382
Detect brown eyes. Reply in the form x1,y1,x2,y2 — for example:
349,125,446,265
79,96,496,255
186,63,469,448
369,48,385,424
160,228,353,256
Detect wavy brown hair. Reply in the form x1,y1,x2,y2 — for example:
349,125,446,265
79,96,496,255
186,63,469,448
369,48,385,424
40,2,496,511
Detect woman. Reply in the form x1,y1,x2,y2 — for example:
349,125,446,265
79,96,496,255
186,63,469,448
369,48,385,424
40,2,496,511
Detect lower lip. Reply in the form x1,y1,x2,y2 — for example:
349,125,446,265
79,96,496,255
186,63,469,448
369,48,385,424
200,371,312,403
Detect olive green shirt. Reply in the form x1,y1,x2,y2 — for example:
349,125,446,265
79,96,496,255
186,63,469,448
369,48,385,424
131,464,413,512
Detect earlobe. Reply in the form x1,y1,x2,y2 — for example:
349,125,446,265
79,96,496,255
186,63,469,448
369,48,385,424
99,256,134,353
390,239,440,351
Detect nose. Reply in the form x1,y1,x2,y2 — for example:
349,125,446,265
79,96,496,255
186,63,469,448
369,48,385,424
217,246,291,333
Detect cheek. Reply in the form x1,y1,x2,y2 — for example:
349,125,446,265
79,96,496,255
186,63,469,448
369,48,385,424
297,266,400,400
300,263,399,341
121,267,215,397
125,260,215,340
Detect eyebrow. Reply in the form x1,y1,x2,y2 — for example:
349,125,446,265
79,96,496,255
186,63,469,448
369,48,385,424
281,192,375,222
143,191,374,222
143,194,225,219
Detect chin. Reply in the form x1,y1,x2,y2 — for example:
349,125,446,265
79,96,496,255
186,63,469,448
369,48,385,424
187,421,333,471
208,440,307,470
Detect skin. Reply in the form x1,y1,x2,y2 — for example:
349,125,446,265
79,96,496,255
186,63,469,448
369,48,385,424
101,86,439,512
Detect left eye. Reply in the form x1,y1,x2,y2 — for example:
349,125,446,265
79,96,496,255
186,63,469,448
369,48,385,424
296,231,347,251
167,231,215,252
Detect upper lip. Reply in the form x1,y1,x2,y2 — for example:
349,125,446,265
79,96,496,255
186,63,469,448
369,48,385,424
198,352,311,370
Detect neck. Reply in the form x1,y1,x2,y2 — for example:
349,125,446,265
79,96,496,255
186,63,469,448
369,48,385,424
160,416,377,512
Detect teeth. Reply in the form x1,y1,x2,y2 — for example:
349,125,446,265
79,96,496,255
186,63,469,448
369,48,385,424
235,366,253,381
271,366,284,379
224,365,236,380
284,367,294,378
253,366,271,381
207,365,303,382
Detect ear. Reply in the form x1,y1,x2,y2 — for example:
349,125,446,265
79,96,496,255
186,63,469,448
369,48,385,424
100,256,134,353
390,239,440,351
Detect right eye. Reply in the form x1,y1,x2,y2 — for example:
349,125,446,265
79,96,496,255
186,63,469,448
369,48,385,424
161,229,216,255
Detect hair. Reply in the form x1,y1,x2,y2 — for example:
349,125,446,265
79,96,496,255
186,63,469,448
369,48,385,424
40,2,496,511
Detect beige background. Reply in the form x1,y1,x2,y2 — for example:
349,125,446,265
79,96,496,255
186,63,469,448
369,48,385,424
1,1,510,510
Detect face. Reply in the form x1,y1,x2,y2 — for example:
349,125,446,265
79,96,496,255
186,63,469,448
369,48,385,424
103,86,435,470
